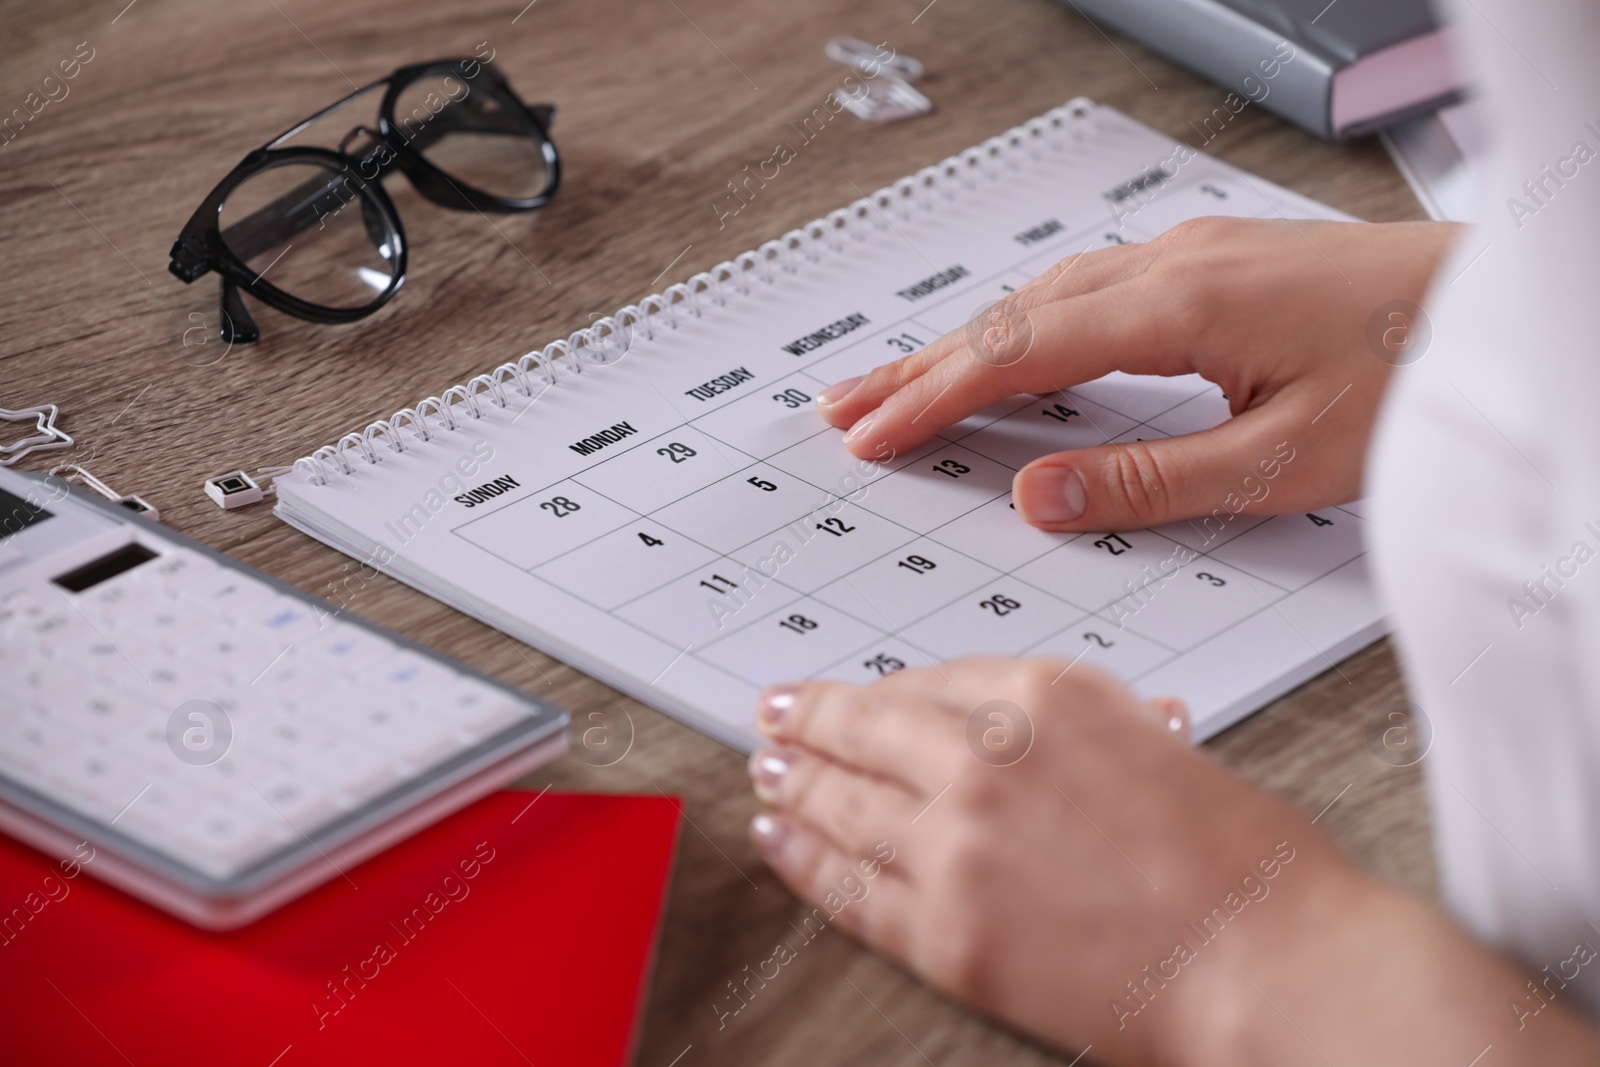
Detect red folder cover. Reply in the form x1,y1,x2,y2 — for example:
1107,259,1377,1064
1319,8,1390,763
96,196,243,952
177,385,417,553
0,791,681,1067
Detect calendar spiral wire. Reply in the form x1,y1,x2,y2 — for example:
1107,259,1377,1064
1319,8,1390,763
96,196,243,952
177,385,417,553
292,98,1100,485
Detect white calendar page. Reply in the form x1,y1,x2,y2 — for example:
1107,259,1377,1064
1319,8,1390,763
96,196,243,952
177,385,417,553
275,102,1385,750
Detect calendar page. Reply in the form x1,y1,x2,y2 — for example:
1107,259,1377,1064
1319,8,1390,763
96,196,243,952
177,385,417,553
276,102,1385,750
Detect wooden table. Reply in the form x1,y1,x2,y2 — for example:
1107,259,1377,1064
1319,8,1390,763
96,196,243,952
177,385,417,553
1,0,1431,1062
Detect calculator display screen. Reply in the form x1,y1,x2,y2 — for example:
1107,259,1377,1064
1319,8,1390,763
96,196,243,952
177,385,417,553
0,486,52,537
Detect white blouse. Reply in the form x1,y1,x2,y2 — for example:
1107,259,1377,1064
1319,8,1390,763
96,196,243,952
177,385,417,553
1369,0,1600,1019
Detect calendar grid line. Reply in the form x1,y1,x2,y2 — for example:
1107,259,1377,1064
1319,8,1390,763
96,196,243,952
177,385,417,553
297,102,1388,742
450,382,1311,683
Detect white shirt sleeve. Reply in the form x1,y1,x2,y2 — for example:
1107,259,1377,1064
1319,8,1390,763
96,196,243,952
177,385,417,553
1368,0,1600,1020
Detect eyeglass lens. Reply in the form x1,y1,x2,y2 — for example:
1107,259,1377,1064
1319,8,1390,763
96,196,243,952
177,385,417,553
218,158,401,310
392,74,550,201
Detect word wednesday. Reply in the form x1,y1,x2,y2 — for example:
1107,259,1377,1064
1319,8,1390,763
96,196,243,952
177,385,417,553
569,421,639,456
780,312,870,356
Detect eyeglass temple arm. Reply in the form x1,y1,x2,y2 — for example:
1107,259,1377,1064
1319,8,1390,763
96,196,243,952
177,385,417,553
219,277,260,344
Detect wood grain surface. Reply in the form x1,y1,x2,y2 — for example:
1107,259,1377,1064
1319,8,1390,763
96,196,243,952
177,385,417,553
0,0,1432,1062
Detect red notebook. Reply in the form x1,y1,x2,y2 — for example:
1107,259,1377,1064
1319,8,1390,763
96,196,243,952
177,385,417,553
0,791,681,1067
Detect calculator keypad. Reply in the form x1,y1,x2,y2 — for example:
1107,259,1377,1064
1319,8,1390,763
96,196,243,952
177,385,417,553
0,547,533,880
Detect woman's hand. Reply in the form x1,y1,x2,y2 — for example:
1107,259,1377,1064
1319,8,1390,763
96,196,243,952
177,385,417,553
816,217,1458,532
747,659,1600,1066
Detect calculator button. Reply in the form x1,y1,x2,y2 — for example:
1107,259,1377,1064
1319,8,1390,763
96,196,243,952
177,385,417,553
298,622,395,675
249,596,327,646
136,549,218,589
179,569,278,617
247,768,344,828
47,747,151,820
435,679,528,740
190,626,285,684
106,596,210,647
371,653,459,697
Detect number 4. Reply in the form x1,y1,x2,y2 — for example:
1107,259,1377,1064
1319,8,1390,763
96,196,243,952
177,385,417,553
637,531,664,547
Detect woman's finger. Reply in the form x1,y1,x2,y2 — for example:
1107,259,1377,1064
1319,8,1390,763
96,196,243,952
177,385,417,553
750,744,923,860
817,242,1156,432
750,812,916,965
1010,399,1306,531
838,276,1196,459
757,680,964,796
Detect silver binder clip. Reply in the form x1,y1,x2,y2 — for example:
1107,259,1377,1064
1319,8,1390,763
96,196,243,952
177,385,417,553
824,36,933,124
50,464,160,522
0,403,74,466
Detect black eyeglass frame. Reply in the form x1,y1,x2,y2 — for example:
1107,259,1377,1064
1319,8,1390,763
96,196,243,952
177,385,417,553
168,57,559,343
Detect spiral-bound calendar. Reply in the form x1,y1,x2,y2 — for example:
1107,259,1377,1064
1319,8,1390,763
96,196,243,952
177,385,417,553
275,99,1385,750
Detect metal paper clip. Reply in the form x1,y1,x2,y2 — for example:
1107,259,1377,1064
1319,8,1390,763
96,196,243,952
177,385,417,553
824,36,933,124
51,464,160,522
0,404,74,466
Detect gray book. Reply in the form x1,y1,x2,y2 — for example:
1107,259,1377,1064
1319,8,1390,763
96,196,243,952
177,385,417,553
1061,0,1462,139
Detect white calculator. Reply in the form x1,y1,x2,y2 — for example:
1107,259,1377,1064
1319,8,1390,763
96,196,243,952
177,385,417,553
0,466,567,928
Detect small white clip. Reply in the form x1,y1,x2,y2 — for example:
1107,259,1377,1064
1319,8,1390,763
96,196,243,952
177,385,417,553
824,37,933,124
204,467,288,510
50,464,160,522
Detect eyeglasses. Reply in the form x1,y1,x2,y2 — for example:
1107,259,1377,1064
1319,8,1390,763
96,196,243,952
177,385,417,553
168,57,559,344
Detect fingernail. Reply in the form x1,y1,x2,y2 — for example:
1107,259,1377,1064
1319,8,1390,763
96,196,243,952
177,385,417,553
748,746,794,800
757,684,799,733
817,375,865,407
1015,465,1087,524
1150,697,1191,741
842,411,880,447
751,812,789,854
